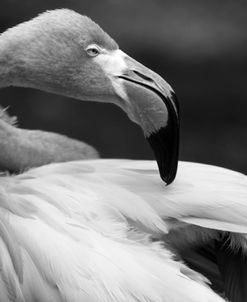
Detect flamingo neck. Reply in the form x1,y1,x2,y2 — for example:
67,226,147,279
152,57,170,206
0,116,99,173
0,33,20,88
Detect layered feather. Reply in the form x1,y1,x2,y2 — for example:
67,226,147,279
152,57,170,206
0,159,228,302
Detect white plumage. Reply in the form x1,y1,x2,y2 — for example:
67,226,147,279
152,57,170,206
0,159,230,302
24,159,246,248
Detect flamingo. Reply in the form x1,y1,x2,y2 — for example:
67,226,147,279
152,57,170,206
0,8,244,301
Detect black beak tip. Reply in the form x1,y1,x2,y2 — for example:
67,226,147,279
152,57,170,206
159,160,178,185
147,123,179,185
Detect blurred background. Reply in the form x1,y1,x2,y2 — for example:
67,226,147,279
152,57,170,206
0,0,246,173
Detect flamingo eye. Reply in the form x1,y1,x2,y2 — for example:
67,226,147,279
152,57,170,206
86,45,101,57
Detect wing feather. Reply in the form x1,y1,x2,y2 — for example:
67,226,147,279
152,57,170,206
0,161,227,301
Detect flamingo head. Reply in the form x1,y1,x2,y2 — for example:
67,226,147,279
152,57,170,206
1,9,179,184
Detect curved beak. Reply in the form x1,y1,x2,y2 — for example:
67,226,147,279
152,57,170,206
96,50,179,184
120,56,179,185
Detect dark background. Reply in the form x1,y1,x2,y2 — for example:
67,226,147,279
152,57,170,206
0,0,246,173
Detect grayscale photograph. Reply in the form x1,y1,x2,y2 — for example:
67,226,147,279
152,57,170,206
0,1,246,301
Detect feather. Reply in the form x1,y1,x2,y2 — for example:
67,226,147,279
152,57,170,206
216,237,247,302
0,160,227,301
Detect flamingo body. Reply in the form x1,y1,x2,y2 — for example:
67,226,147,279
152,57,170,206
0,160,228,302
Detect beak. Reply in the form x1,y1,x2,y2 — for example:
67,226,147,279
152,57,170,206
96,50,179,184
116,54,179,185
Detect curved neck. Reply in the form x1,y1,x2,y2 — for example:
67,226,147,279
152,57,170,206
0,119,99,173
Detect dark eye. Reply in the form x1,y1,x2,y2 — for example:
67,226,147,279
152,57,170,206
86,45,101,57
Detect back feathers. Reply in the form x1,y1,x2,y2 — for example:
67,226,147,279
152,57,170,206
0,159,229,302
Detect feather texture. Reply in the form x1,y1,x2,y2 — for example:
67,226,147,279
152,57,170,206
0,159,228,302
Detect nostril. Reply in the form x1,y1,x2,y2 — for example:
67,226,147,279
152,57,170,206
133,70,153,82
119,70,154,83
